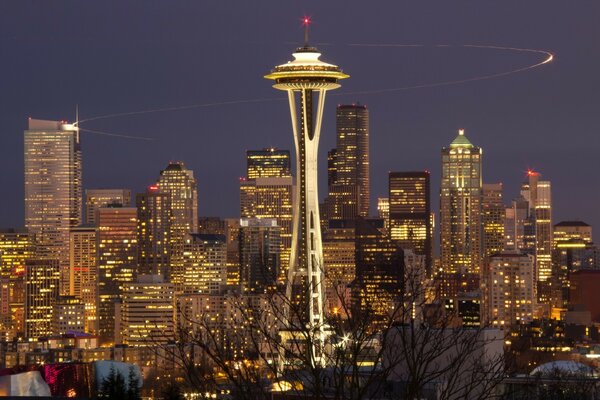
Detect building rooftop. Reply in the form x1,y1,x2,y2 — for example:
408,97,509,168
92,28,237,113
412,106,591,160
555,221,590,227
449,129,474,148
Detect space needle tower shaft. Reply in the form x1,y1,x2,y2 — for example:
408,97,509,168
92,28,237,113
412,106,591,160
265,19,348,368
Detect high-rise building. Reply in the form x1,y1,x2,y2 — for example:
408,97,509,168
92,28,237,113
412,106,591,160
440,129,483,275
121,275,174,346
246,148,291,179
156,161,198,237
353,218,404,331
137,186,173,278
240,176,293,282
0,229,33,338
69,226,98,334
25,258,60,339
239,218,281,293
97,205,137,343
328,104,370,217
504,197,529,251
521,171,553,283
52,296,85,335
488,252,535,330
180,233,228,294
266,40,348,366
24,118,82,295
388,172,432,272
377,198,389,221
482,183,505,259
85,189,131,225
554,221,592,244
322,220,356,315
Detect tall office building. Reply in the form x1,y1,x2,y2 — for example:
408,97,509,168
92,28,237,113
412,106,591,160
97,206,138,343
137,186,173,278
25,259,60,339
521,171,553,283
488,252,535,330
180,233,228,294
554,221,592,244
322,220,356,315
156,161,198,237
326,104,370,219
482,183,505,259
239,218,281,293
85,189,131,225
0,229,33,338
121,275,174,346
24,118,82,295
504,197,529,251
240,176,293,281
69,226,98,333
246,148,291,179
353,218,404,331
388,172,432,272
440,129,483,275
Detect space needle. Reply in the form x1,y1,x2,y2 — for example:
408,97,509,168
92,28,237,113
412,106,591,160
265,18,348,368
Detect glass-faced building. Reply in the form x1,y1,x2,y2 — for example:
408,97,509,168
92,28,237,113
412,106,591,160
440,130,483,275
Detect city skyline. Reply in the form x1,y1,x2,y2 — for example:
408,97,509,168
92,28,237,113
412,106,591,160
0,2,598,233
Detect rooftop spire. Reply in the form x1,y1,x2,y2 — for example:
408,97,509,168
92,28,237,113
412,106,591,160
302,16,311,46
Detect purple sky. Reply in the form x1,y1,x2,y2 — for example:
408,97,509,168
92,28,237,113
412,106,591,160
1,1,599,237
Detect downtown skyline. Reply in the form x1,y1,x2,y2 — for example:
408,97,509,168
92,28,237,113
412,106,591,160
1,2,599,233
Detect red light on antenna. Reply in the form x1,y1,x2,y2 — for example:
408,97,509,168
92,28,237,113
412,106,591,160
148,185,158,191
302,16,311,26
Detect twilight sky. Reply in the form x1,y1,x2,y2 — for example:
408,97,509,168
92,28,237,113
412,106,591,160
1,1,599,235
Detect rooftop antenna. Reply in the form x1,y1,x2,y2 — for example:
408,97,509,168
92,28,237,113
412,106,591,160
302,16,311,46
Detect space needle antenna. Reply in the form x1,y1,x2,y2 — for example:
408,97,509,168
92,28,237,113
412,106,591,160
302,16,310,46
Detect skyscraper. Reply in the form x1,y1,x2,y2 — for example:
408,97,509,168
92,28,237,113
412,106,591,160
440,129,483,275
97,205,137,343
0,229,33,338
156,161,198,238
239,218,281,293
25,258,60,339
180,233,228,294
488,252,535,329
246,148,291,179
353,218,404,332
69,226,98,333
521,171,553,283
482,183,505,259
388,171,432,272
24,118,82,295
265,37,348,366
121,275,174,346
84,189,131,225
325,104,370,221
136,186,173,278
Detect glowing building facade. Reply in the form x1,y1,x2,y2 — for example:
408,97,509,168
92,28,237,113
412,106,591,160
97,206,138,343
326,105,370,220
239,218,281,293
25,258,60,339
84,189,131,225
136,187,173,278
24,119,82,295
121,275,174,346
69,226,98,333
180,233,227,294
488,252,535,330
265,40,348,366
246,148,291,180
389,171,432,273
440,130,483,275
482,183,505,259
0,229,32,338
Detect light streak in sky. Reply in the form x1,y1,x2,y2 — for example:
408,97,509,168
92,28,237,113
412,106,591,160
77,43,554,133
79,127,155,141
340,43,554,95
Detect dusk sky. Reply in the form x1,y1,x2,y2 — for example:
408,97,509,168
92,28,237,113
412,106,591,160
1,1,599,233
